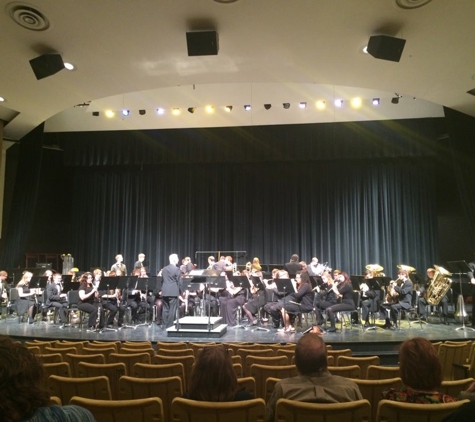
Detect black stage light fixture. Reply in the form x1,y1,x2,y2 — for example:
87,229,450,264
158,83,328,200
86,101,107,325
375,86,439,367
264,104,272,110
188,107,196,113
244,105,251,111
391,96,400,104
92,111,99,117
139,109,146,115
186,31,219,56
29,53,65,80
367,35,406,62
225,105,233,112
283,103,290,109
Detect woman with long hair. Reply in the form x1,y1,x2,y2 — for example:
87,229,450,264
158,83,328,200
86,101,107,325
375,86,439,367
325,271,355,332
77,271,100,331
15,271,37,324
187,345,253,401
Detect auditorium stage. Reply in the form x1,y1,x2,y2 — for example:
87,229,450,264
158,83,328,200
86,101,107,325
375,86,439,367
1,315,474,365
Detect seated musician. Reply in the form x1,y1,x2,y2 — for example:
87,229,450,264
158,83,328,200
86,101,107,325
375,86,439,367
219,272,246,326
380,269,413,329
242,264,265,326
78,272,100,331
314,271,338,328
360,269,379,327
95,269,124,328
279,271,314,332
0,271,10,312
325,271,355,332
16,271,38,324
45,271,69,327
263,270,289,329
178,289,196,317
417,268,450,325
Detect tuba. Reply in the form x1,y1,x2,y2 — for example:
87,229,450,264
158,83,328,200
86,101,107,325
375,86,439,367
425,265,452,306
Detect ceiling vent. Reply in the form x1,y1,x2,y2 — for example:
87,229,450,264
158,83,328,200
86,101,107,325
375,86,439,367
5,2,50,31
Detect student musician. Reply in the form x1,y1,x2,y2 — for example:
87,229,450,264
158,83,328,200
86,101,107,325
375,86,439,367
95,269,123,328
219,272,246,326
16,271,38,324
45,272,69,327
314,271,338,328
111,254,127,276
242,264,265,326
325,271,355,332
360,269,379,327
417,268,450,325
78,272,100,331
380,268,413,329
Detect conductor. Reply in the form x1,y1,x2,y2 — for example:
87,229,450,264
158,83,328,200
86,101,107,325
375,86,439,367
161,253,181,328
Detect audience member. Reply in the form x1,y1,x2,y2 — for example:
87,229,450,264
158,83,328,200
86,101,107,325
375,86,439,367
186,345,254,401
266,333,362,422
0,335,95,422
382,337,457,403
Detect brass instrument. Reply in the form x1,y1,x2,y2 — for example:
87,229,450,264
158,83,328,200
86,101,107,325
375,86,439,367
385,279,401,304
365,264,385,277
425,265,452,306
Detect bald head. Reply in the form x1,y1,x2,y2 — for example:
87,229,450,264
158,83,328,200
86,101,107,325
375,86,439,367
295,333,327,375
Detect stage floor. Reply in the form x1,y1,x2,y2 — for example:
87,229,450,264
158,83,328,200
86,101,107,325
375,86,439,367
1,315,474,365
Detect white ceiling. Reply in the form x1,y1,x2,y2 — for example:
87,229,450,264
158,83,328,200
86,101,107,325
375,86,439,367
1,0,474,140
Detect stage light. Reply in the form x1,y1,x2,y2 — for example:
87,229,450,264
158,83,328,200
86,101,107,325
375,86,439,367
264,104,271,110
299,102,307,109
105,110,115,118
316,100,326,110
64,62,75,70
351,97,362,108
188,107,196,114
244,105,251,111
205,105,214,113
92,111,99,117
283,103,290,109
121,109,130,116
372,98,380,106
391,93,401,104
139,109,146,115
225,105,233,112
156,108,165,115
334,99,343,108
172,108,181,115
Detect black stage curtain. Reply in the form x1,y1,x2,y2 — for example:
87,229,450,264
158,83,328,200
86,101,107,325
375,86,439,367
54,118,444,167
70,159,437,276
444,107,475,243
0,124,44,269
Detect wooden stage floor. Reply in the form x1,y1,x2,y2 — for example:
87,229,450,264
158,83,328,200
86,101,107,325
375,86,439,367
1,315,474,365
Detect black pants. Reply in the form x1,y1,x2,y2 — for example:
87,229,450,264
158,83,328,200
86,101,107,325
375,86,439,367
162,296,178,328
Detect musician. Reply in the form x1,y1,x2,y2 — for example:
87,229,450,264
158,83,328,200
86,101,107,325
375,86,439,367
225,256,234,272
16,271,37,324
264,270,290,328
307,257,320,276
314,271,338,327
284,254,302,277
207,256,216,270
0,271,10,309
468,252,475,324
417,268,450,325
134,253,147,270
214,256,227,272
178,289,195,317
219,272,247,326
45,272,69,326
360,269,379,328
279,271,314,332
180,257,194,275
325,271,355,332
95,269,123,328
153,270,163,325
161,253,181,328
78,272,100,331
380,269,413,330
111,254,127,276
242,267,265,326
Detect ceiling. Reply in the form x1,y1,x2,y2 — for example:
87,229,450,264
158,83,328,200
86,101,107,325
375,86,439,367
1,0,474,141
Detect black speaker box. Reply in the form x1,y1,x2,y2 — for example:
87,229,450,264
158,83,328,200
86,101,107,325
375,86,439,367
367,35,406,62
186,31,219,56
29,54,64,80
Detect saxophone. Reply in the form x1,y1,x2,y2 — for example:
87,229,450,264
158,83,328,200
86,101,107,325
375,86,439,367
385,279,400,304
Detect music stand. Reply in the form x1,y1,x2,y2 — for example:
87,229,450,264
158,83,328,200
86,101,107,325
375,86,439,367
447,261,475,332
363,278,385,332
204,274,226,331
117,276,138,330
97,277,118,332
275,278,296,333
135,277,157,327
250,277,270,332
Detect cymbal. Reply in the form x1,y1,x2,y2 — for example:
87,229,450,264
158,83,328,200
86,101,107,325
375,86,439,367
365,264,383,272
397,264,416,273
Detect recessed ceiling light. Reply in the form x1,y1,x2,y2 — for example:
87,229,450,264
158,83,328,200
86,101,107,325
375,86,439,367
205,105,214,113
225,105,233,112
351,98,362,108
244,105,251,111
121,109,130,116
316,100,326,110
372,98,381,106
334,99,343,108
172,108,181,115
156,108,165,115
105,110,115,118
299,102,307,109
0,96,5,102
64,62,75,70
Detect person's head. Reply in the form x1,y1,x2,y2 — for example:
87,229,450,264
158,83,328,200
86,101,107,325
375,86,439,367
299,261,307,271
333,269,341,279
132,268,141,276
115,254,123,263
364,269,373,279
80,272,93,287
337,271,351,286
138,253,145,262
311,257,318,265
397,269,409,280
43,270,53,279
184,256,191,264
140,267,147,276
169,254,179,266
93,268,102,280
290,254,299,262
225,256,233,263
252,257,262,271
399,337,442,391
18,271,33,286
188,345,237,401
296,270,311,289
208,256,215,264
0,336,50,421
0,270,8,281
53,272,62,283
427,268,436,278
295,333,328,375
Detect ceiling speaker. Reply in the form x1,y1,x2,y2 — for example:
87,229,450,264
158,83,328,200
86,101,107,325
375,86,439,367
29,54,64,80
186,31,219,56
367,35,406,62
